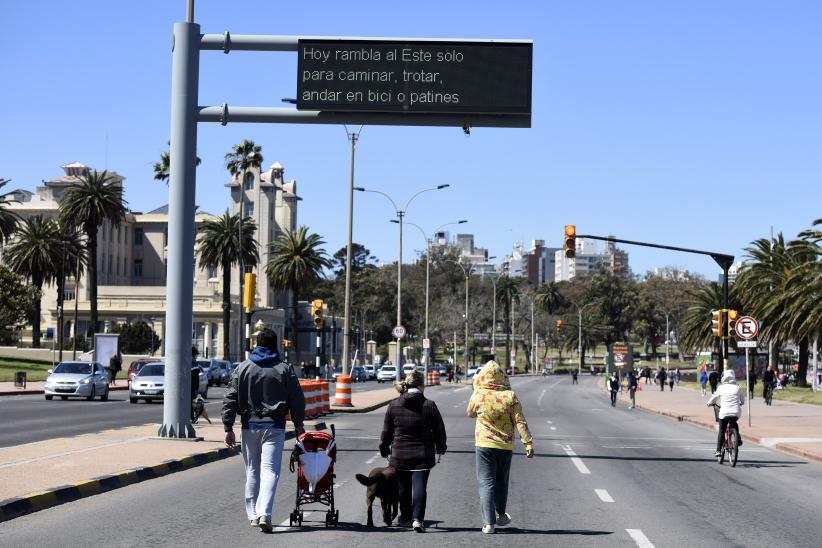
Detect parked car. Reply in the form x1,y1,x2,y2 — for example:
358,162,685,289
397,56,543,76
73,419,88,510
44,361,110,401
197,359,232,386
129,362,166,403
362,364,377,380
194,366,209,398
350,366,368,383
402,364,416,377
467,366,480,378
377,365,397,383
127,357,161,384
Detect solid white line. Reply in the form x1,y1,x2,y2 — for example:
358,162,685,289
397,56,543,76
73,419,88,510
550,426,557,431
547,420,553,424
366,453,381,465
626,529,655,548
595,489,614,503
560,444,590,474
538,389,547,407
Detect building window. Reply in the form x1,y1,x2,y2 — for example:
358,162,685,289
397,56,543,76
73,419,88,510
134,259,143,277
64,286,76,301
245,203,254,218
244,172,254,190
134,228,143,245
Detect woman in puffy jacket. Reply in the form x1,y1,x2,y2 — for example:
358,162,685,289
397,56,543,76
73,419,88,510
706,370,745,456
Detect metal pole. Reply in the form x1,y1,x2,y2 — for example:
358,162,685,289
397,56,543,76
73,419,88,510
396,211,403,380
720,264,730,374
316,327,321,380
746,346,751,427
464,273,469,376
72,250,80,360
491,277,497,359
342,129,358,376
665,312,670,366
424,238,430,376
453,331,457,377
530,299,534,374
578,306,583,379
158,20,200,439
238,168,246,361
186,0,194,23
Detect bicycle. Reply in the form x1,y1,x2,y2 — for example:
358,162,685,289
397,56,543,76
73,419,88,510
712,404,739,467
764,382,774,406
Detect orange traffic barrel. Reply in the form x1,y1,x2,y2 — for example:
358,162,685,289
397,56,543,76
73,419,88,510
334,375,353,407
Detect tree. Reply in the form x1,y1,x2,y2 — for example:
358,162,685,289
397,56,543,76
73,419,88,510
332,243,377,276
152,142,201,184
58,170,127,337
534,282,565,315
266,226,331,365
495,276,521,369
112,321,161,354
0,178,20,244
197,212,258,360
584,271,637,348
4,217,62,347
0,264,39,343
678,281,742,358
225,139,264,179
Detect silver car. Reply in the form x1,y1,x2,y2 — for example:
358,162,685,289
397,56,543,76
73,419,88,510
129,362,167,403
44,361,110,401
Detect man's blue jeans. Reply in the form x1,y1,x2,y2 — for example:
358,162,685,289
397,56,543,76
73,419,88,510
241,425,285,520
476,446,512,526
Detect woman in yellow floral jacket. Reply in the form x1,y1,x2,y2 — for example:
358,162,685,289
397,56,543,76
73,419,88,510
467,361,533,534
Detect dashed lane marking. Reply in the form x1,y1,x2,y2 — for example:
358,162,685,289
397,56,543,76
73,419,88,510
626,529,655,548
560,444,590,474
550,426,557,431
595,489,614,503
547,420,553,424
366,452,381,465
538,389,547,408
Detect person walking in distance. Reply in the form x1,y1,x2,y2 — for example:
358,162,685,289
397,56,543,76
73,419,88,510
747,367,757,400
467,361,533,534
700,366,709,397
763,366,776,399
627,370,638,409
668,372,675,391
222,329,306,533
656,367,667,392
708,367,719,394
571,369,578,384
108,352,122,385
608,371,619,407
380,370,447,533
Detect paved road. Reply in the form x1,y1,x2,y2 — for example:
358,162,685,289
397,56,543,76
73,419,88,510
0,380,391,448
2,376,822,547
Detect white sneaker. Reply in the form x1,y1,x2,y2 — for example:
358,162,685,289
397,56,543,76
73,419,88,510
482,524,495,534
496,512,511,526
413,520,425,533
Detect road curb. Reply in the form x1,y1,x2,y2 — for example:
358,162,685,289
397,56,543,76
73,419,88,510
0,386,129,397
0,422,327,523
332,396,397,413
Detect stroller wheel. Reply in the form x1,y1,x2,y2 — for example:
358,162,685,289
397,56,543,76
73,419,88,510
298,511,304,526
334,509,340,527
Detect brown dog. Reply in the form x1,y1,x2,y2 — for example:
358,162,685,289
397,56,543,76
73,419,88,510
355,466,399,527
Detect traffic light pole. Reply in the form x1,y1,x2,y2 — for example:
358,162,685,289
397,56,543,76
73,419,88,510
577,233,733,373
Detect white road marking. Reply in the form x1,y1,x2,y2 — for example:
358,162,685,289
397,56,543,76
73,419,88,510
595,489,614,503
538,389,547,408
550,426,557,431
602,446,651,449
626,528,655,548
759,437,822,448
366,453,381,465
560,444,590,474
547,420,553,424
454,386,469,392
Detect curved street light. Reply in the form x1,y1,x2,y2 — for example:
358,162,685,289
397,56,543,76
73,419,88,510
356,184,450,379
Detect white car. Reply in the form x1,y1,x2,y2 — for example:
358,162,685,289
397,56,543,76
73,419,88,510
44,361,110,401
467,366,480,378
363,364,377,380
377,365,397,383
402,364,416,377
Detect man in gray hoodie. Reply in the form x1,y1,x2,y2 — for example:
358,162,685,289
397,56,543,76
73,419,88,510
222,328,305,533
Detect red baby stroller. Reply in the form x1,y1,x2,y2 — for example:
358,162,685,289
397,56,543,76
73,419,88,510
288,424,339,528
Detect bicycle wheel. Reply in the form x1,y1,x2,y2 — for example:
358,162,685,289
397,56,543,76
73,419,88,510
719,435,726,464
729,429,739,467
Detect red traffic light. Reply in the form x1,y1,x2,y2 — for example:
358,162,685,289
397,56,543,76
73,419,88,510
564,225,576,258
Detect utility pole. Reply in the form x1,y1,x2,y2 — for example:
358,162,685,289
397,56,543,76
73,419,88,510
341,126,361,376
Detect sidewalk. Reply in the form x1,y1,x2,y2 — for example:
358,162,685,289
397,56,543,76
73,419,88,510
331,386,398,413
0,418,325,522
0,381,129,396
620,381,822,463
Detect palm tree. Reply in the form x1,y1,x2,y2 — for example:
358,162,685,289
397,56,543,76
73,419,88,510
495,276,521,369
54,220,87,356
0,178,19,243
58,170,127,337
679,281,742,361
266,226,331,365
535,282,565,315
4,217,62,347
152,142,201,184
197,212,259,360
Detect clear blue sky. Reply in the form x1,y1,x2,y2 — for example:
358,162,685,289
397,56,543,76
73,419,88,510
2,1,820,278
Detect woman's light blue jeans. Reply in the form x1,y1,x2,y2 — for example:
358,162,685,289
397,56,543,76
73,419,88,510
476,446,512,526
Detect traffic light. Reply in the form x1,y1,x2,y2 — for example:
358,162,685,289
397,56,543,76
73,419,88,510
726,309,739,339
556,319,564,331
282,339,290,348
564,225,576,258
711,309,723,337
311,299,324,330
243,272,256,312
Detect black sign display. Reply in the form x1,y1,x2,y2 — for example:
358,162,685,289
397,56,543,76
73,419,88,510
297,39,532,115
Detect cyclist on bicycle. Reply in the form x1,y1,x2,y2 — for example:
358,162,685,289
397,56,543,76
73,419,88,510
706,370,745,457
763,366,776,399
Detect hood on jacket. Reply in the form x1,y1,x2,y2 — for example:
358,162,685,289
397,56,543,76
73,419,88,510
474,361,510,391
249,346,281,367
722,370,736,384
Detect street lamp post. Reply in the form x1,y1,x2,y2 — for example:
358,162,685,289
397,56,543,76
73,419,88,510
341,125,362,376
570,300,597,377
450,260,472,379
403,220,467,377
356,184,451,380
